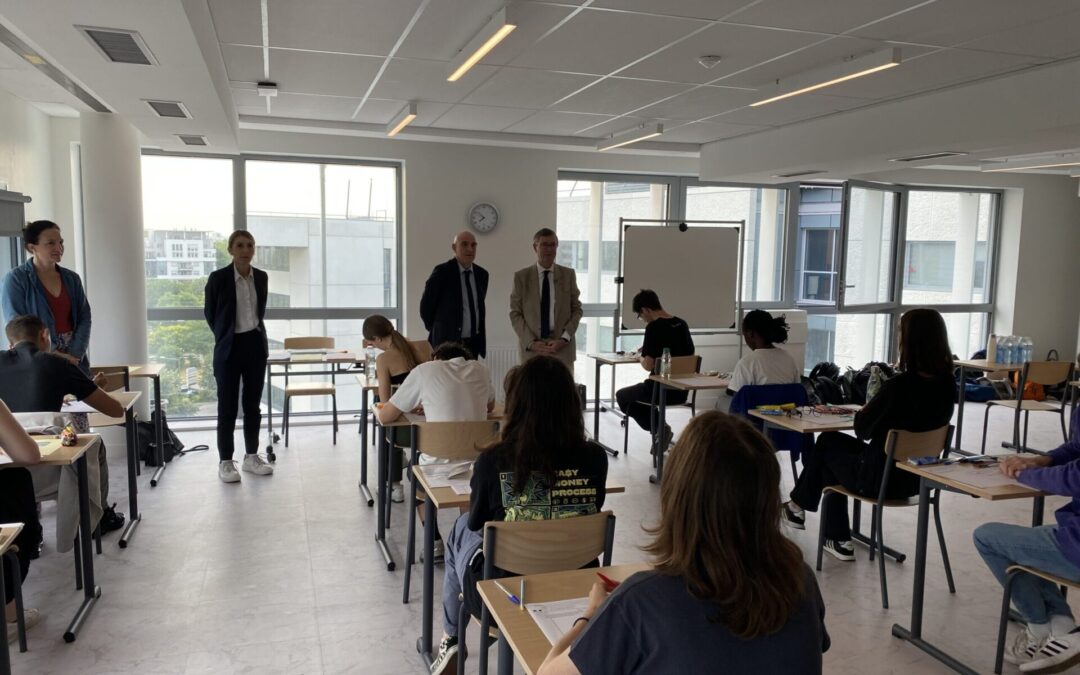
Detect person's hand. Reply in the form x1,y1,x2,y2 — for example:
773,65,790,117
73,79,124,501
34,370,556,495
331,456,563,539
412,405,425,415
999,454,1052,478
530,340,552,355
584,581,610,619
548,339,569,353
92,372,108,388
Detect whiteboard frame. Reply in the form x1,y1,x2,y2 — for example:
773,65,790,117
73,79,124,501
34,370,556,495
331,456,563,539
615,218,744,340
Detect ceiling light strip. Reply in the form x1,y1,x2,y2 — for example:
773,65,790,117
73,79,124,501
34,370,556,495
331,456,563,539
751,48,901,107
447,7,517,82
982,160,1080,173
351,0,431,119
597,123,663,151
386,102,418,137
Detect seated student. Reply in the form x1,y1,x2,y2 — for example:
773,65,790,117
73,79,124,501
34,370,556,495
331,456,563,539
783,308,955,561
362,314,426,503
726,309,801,396
431,355,608,675
377,341,494,560
615,289,693,450
537,411,829,675
0,399,43,642
973,438,1080,670
0,315,125,532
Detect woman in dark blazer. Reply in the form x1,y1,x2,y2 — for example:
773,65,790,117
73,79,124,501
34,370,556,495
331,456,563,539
204,230,273,483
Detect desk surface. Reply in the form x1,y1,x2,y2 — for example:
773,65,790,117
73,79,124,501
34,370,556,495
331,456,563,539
413,464,625,509
647,374,729,391
268,350,359,364
1,433,100,468
588,352,640,366
748,406,860,433
0,523,24,556
899,461,1045,500
131,363,166,378
955,358,1023,373
477,563,651,675
352,374,380,391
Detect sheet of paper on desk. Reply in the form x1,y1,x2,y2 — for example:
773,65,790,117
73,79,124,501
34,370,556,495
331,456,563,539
292,353,324,363
923,463,1023,489
527,597,590,645
422,461,473,488
799,415,855,427
35,438,64,457
267,350,291,361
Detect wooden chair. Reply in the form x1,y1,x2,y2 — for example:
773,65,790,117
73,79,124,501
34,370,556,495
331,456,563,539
458,511,617,675
402,420,500,602
994,565,1080,673
981,361,1075,455
282,336,338,447
816,425,956,609
623,354,701,457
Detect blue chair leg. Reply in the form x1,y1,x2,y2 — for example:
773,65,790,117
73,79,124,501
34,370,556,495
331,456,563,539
995,570,1022,674
457,600,469,675
815,496,827,571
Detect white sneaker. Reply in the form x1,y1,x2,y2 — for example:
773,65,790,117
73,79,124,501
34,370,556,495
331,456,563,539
1006,626,1048,666
242,454,274,476
218,460,241,483
1021,631,1080,672
6,607,41,644
391,484,405,503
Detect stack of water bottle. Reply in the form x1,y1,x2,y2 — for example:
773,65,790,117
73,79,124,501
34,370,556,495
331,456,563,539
986,333,1034,366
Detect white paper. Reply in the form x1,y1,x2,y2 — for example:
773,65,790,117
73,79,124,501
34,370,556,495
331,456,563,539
923,463,1023,489
527,597,591,645
0,451,11,465
419,461,473,491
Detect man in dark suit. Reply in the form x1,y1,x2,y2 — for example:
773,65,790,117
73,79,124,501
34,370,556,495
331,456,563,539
203,230,273,483
419,230,489,358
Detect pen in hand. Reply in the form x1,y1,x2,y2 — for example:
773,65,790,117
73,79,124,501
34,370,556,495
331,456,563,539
597,573,621,592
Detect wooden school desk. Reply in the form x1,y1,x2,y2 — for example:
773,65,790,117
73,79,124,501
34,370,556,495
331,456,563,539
953,359,1022,454
646,374,729,483
747,405,860,434
477,563,651,675
0,522,24,675
587,352,640,457
410,463,626,670
891,460,1045,674
93,363,169,486
1,434,103,643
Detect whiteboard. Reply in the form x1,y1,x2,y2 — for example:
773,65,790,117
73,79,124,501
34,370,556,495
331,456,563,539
621,224,740,331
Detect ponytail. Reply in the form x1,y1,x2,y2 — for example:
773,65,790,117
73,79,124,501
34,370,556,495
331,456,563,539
362,314,422,369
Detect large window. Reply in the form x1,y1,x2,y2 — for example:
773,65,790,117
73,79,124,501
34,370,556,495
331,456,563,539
796,186,842,304
902,191,995,305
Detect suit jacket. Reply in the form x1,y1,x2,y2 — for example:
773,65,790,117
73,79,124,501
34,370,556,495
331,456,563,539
419,258,489,357
509,263,583,368
204,264,269,375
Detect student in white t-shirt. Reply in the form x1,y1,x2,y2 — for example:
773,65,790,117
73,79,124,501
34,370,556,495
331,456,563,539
726,310,801,395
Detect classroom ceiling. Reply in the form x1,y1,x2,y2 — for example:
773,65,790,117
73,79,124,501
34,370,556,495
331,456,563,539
1,0,1080,176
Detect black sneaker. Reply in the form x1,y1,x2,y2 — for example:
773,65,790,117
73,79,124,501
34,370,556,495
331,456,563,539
823,539,856,561
782,502,805,530
430,635,458,675
100,504,126,534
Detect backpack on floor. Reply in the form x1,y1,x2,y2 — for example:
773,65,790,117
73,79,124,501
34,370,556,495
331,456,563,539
138,409,185,466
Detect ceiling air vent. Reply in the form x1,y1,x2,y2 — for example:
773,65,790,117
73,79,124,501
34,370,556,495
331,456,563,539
771,169,826,178
889,151,968,162
177,134,208,147
77,26,157,65
145,100,190,119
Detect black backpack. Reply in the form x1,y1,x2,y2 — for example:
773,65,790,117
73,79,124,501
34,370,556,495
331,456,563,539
842,361,896,405
803,362,845,405
138,409,186,466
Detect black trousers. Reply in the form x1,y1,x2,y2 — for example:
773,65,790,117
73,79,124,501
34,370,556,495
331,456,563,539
616,380,688,432
461,336,484,360
0,468,40,604
215,331,267,461
789,432,869,541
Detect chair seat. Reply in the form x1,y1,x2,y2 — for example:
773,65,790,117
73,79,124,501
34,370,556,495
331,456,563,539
285,382,336,396
986,399,1061,412
823,485,919,508
1007,564,1080,590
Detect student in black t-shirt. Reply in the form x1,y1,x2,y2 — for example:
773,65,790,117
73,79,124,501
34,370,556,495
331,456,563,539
430,355,608,675
615,289,694,450
538,412,830,675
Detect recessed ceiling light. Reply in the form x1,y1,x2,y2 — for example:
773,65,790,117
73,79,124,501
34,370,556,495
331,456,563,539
980,155,1080,172
751,48,901,107
889,151,968,162
447,7,517,82
386,102,418,137
771,170,826,178
597,123,663,151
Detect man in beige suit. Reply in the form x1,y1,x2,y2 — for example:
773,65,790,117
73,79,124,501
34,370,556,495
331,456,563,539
509,228,583,369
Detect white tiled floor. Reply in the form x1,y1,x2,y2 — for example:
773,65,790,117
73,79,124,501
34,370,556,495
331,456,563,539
10,403,1078,674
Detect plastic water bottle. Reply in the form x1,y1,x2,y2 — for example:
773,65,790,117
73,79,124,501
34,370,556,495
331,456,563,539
365,345,377,384
867,365,884,402
986,333,997,365
994,335,1006,365
1019,336,1033,365
660,348,672,379
1000,336,1014,365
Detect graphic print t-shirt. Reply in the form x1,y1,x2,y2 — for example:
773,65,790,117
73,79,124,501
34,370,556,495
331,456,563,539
468,440,608,530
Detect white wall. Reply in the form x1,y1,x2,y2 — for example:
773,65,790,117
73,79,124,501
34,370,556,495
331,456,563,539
0,88,55,223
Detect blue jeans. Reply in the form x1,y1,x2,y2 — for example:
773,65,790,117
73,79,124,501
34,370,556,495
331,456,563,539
973,522,1080,625
442,514,483,638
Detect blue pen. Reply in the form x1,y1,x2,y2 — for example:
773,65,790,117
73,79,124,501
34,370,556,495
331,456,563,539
493,580,520,606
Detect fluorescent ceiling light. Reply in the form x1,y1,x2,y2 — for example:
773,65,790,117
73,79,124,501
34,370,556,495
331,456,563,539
386,102,418,137
980,156,1080,172
1069,168,1080,178
447,7,516,82
751,48,901,107
597,123,663,151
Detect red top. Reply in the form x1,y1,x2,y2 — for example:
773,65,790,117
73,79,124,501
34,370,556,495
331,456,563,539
45,282,73,334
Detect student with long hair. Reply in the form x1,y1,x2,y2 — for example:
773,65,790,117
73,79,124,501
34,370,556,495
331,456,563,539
362,314,425,502
430,355,609,675
538,411,829,674
784,308,955,561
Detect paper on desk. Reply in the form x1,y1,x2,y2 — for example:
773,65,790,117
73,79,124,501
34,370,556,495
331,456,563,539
0,451,10,465
421,461,473,490
267,350,291,362
527,597,591,645
922,463,1023,489
35,438,64,457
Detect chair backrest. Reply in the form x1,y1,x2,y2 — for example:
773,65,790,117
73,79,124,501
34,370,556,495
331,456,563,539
409,339,433,363
484,511,616,576
415,420,499,460
883,425,954,463
669,354,700,376
284,336,335,350
89,366,128,392
1021,360,1075,388
729,383,809,417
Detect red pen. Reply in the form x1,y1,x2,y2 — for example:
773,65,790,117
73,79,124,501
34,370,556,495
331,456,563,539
597,573,620,592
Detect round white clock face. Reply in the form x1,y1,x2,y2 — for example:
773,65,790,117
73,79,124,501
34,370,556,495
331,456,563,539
469,202,499,233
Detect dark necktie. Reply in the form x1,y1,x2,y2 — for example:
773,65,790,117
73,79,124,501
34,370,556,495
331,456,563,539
540,270,551,339
463,269,478,337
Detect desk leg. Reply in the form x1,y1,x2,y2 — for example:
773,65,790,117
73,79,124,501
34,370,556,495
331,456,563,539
497,635,513,675
150,375,167,487
64,455,100,643
649,385,668,485
416,495,435,668
375,423,395,571
119,407,142,548
359,389,373,506
955,366,968,452
0,555,7,672
593,359,601,440
265,362,275,455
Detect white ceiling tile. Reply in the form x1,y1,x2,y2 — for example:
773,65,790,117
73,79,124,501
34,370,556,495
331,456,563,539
395,0,504,61
270,93,366,121
619,23,825,85
208,0,263,45
353,99,452,126
724,0,931,35
370,58,498,104
850,0,1080,46
714,93,865,125
634,85,760,120
266,0,423,55
589,0,761,21
509,8,710,74
502,110,615,136
463,69,598,109
659,120,768,143
430,104,537,131
957,9,1080,59
221,44,264,83
579,115,653,138
267,49,383,97
553,78,695,115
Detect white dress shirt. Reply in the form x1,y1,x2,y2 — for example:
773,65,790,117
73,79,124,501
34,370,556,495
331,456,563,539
535,262,571,341
387,357,493,421
233,266,259,334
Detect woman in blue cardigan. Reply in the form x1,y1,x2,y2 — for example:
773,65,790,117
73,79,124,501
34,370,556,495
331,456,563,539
1,220,91,374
